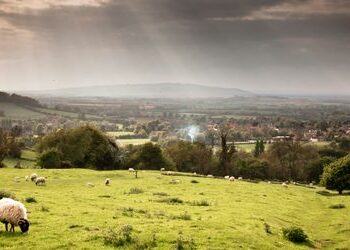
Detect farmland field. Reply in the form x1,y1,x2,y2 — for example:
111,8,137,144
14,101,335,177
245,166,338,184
0,168,349,249
116,138,151,146
0,103,45,120
106,131,135,137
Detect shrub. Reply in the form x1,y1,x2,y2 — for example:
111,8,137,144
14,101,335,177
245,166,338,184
321,154,350,194
126,187,144,194
282,226,308,243
190,200,210,206
171,212,191,221
175,232,196,250
329,204,346,209
191,180,199,184
37,148,62,168
25,197,37,203
103,224,134,247
156,197,183,204
264,223,272,234
0,189,16,199
153,192,169,196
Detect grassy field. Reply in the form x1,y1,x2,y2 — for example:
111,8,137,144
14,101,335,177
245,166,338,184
36,108,101,120
106,131,135,137
3,149,38,168
0,168,349,249
117,139,151,146
0,103,46,120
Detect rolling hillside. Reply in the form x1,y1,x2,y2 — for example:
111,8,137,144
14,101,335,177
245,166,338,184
23,83,253,98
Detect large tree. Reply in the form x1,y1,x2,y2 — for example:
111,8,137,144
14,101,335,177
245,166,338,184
37,125,121,170
321,154,350,194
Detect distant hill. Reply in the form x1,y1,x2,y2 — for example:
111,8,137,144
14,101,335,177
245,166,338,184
24,83,253,98
0,91,41,107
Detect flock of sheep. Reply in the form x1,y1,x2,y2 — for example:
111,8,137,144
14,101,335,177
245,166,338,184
1,167,302,234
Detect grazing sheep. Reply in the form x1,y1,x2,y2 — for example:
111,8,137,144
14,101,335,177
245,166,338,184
193,172,197,175
128,168,135,172
105,178,111,186
160,168,165,171
207,174,214,178
35,177,46,186
229,176,235,182
86,182,95,187
267,181,271,184
0,198,30,233
30,173,38,182
238,177,243,180
25,176,29,181
224,176,230,179
165,171,173,175
282,182,288,188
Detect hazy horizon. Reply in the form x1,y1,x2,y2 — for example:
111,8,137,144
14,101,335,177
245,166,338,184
1,0,350,95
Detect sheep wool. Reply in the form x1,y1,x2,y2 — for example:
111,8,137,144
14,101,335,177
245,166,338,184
105,178,111,186
35,177,46,185
0,198,29,233
30,173,38,182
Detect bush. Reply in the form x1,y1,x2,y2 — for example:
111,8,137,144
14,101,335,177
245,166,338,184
190,180,199,184
156,197,183,204
329,204,346,209
282,226,308,243
175,232,196,250
25,197,37,203
189,200,210,206
126,187,144,194
103,224,134,247
0,189,16,199
321,154,350,194
37,148,62,168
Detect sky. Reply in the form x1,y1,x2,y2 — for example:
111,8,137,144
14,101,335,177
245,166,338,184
0,0,349,95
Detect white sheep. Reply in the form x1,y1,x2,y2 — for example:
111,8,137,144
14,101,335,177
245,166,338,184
282,182,288,188
267,181,271,184
105,178,111,186
160,168,165,171
238,177,243,180
86,182,95,187
128,168,135,172
35,177,47,186
30,173,38,182
229,176,235,182
207,174,214,178
0,198,30,233
224,176,230,180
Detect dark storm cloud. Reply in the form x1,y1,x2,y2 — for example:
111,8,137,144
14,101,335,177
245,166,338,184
0,0,349,94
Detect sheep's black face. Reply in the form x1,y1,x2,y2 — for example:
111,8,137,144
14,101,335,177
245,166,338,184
18,218,29,233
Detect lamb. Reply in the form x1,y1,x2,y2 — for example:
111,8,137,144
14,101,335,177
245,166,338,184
0,198,30,233
128,168,135,172
282,182,288,188
238,177,243,180
105,178,111,186
224,176,230,180
35,177,46,186
207,174,214,178
160,168,165,171
30,173,38,182
229,176,235,182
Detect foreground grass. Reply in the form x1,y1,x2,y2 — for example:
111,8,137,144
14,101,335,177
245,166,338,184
0,169,349,249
